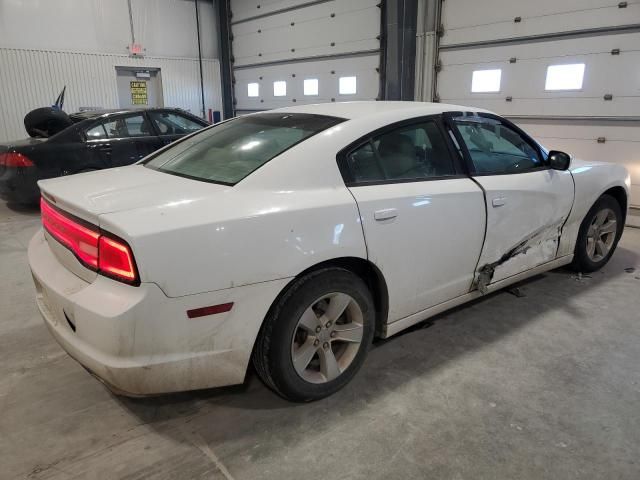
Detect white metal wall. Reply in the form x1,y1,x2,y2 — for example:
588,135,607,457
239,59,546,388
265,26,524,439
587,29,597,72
433,0,640,207
0,49,222,142
230,0,381,112
0,0,219,58
0,0,222,142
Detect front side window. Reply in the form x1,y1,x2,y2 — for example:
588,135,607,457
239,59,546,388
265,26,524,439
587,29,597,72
345,120,456,184
149,111,204,136
452,116,542,174
145,113,343,185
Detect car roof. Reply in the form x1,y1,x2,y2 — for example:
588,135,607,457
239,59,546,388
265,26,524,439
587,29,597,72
264,101,494,120
69,108,192,121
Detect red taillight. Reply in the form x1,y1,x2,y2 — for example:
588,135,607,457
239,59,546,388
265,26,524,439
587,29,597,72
40,198,139,285
0,152,34,167
41,198,99,269
98,236,138,284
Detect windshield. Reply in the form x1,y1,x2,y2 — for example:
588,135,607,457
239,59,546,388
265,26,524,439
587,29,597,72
144,112,344,185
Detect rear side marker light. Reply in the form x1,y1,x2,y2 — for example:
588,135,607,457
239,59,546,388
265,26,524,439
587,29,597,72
187,303,234,319
40,198,139,285
0,152,34,167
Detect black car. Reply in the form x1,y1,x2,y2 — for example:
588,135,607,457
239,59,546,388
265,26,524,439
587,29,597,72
0,108,209,204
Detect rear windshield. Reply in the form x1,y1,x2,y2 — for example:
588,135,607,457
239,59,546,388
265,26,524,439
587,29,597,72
144,113,344,185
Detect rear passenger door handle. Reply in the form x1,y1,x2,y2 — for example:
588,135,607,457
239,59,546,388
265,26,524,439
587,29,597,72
492,197,506,207
374,208,398,221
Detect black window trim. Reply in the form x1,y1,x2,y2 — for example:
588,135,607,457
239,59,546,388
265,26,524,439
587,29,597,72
443,111,549,177
336,114,467,187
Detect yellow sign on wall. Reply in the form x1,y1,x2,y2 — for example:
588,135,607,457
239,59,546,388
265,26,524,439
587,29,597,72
130,81,148,105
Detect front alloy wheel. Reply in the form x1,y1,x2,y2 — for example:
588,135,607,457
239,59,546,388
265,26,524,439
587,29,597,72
573,194,623,272
585,208,617,262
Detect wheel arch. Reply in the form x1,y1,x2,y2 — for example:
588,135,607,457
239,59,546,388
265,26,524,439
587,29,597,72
261,257,389,340
601,186,628,224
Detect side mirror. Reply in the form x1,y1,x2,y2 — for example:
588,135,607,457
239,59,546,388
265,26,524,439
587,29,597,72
548,150,571,170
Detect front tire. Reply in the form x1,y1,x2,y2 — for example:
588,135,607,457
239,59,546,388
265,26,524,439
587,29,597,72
572,194,623,272
252,268,375,402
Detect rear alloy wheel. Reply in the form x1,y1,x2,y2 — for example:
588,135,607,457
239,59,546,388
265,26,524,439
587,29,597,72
252,268,374,402
573,194,623,272
291,292,364,384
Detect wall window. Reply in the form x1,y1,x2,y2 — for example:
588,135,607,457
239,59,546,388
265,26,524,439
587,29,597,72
273,81,287,96
339,76,357,95
304,78,319,96
545,63,585,91
247,82,259,97
471,69,502,93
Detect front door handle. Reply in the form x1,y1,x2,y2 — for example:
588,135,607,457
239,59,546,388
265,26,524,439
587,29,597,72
374,208,398,221
492,197,506,207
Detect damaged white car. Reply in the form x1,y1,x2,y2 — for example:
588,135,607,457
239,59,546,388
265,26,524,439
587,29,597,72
28,102,630,402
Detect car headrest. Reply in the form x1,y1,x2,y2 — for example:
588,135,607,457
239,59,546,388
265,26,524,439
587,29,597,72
377,133,414,158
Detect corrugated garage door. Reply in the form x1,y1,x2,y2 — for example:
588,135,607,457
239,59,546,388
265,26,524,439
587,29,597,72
229,0,382,113
434,0,640,212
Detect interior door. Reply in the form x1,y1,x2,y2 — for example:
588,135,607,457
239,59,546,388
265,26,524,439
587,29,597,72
341,117,486,322
448,113,574,288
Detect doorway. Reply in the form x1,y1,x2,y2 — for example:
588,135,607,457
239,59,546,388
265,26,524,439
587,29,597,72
115,67,164,109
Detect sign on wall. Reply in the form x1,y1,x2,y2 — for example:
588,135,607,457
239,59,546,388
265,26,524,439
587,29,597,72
130,81,148,105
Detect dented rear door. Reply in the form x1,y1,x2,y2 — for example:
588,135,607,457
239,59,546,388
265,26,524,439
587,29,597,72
448,113,574,288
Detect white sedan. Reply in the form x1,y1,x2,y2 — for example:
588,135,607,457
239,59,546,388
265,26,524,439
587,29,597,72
28,102,630,402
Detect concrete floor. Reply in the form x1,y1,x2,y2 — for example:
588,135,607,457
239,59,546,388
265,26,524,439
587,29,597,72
1,200,639,480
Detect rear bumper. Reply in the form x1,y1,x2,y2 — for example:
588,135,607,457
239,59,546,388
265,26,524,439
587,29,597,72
0,166,41,204
28,229,289,395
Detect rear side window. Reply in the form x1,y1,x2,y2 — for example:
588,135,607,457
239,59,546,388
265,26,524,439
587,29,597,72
345,120,457,184
86,114,153,139
144,113,343,185
86,124,107,139
149,111,204,135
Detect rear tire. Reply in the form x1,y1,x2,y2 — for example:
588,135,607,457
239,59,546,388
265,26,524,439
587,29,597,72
572,194,623,272
252,268,375,402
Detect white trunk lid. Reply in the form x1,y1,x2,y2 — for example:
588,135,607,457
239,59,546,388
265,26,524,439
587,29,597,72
38,165,229,279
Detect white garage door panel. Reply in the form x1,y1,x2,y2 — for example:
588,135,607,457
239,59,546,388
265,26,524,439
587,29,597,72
440,0,639,46
232,0,321,22
235,54,379,110
438,32,640,117
232,0,380,67
439,97,640,118
517,120,640,206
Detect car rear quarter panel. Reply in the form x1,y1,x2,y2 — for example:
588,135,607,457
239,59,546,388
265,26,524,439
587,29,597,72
558,159,629,257
99,186,367,298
